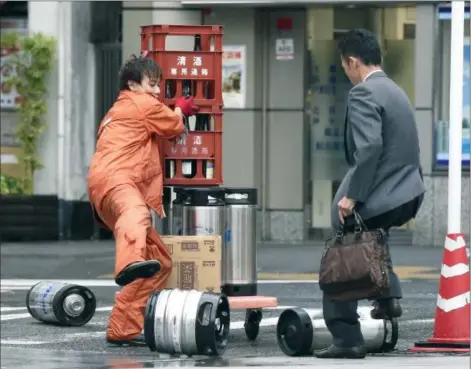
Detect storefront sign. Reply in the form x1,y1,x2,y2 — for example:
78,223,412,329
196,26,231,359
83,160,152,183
435,38,470,167
275,38,294,61
222,45,246,109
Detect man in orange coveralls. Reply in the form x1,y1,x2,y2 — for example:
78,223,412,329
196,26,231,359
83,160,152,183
87,54,198,346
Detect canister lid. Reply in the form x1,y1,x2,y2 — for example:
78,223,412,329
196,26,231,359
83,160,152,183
182,187,225,206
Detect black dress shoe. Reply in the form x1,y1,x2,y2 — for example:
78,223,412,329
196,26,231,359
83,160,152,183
370,298,403,320
314,345,366,359
107,333,147,347
115,260,161,287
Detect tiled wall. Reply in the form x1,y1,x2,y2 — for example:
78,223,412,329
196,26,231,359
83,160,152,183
413,175,470,247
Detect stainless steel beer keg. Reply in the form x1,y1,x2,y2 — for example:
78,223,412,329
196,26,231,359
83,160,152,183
171,187,185,235
222,188,258,297
181,187,225,237
144,288,230,356
26,281,96,326
276,306,398,356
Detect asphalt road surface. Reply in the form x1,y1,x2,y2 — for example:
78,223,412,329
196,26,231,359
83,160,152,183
1,241,469,368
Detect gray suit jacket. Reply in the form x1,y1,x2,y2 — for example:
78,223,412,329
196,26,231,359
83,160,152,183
331,71,425,229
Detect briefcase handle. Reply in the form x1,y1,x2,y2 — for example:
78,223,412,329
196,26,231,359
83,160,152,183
352,210,367,233
336,209,367,235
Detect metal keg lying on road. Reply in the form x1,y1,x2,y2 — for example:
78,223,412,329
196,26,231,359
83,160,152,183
26,281,96,326
222,188,258,297
276,306,398,356
144,288,230,356
181,187,225,237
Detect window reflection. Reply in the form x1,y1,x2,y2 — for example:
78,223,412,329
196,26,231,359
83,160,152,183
435,6,470,169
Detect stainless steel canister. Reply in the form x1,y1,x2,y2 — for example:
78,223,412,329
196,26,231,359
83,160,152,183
276,306,398,356
144,288,230,356
171,187,185,235
222,188,257,297
181,187,225,237
26,281,96,326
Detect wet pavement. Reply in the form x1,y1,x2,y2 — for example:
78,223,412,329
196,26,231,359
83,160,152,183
1,241,469,368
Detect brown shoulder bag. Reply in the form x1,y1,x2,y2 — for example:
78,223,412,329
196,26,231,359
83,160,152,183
319,211,390,301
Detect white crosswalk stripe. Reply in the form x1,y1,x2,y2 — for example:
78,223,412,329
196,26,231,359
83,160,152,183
0,304,296,322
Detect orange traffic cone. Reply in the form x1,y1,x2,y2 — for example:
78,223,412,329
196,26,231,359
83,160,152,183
408,233,470,353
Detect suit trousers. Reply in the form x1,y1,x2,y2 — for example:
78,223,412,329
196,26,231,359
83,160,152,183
322,195,423,348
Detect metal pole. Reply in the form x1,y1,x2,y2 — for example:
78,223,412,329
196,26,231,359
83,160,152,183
447,2,465,234
261,10,269,241
57,2,66,240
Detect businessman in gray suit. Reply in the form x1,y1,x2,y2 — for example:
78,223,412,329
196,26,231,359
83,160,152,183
315,29,425,359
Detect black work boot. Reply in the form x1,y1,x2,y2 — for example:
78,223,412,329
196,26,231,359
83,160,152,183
107,333,147,347
314,344,366,359
115,260,161,287
370,298,402,320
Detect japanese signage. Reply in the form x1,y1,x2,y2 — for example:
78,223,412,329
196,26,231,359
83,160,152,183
435,37,470,167
167,134,211,157
309,63,351,156
275,38,294,61
222,45,246,109
167,54,212,78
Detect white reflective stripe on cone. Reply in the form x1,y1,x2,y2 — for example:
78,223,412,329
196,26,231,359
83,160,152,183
436,291,471,313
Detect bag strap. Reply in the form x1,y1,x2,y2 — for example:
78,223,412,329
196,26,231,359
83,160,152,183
352,209,368,232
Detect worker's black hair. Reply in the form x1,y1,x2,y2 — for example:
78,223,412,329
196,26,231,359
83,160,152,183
118,53,162,91
337,28,382,66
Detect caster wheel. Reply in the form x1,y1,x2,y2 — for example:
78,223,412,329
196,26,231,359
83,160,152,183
244,309,262,341
244,321,260,341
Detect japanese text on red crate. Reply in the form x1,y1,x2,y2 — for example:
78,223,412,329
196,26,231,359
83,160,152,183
169,134,211,157
169,54,212,78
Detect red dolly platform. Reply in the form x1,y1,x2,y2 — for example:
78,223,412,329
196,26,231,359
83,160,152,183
228,296,279,340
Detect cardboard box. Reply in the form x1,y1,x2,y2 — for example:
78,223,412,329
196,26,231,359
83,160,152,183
162,236,221,293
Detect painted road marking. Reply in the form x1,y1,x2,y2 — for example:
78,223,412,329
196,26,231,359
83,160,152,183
0,275,419,290
1,307,27,312
0,317,435,345
1,313,32,321
0,340,51,345
2,279,321,288
0,305,301,321
96,266,440,280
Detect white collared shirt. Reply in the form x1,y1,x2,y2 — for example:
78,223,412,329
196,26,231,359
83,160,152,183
363,69,382,82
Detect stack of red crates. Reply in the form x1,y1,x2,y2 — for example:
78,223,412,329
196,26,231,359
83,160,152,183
140,24,224,186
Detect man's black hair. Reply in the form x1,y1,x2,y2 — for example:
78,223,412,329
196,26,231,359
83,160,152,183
118,54,163,91
337,29,382,66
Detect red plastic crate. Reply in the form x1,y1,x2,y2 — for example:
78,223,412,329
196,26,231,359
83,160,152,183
141,24,224,186
141,25,223,107
160,112,223,186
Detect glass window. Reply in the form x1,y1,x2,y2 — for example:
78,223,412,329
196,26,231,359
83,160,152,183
435,5,470,170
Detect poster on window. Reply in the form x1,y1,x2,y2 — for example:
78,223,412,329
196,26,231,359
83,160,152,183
436,37,470,167
1,18,28,110
222,45,246,109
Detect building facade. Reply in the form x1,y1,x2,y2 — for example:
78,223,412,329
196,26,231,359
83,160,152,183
1,1,469,245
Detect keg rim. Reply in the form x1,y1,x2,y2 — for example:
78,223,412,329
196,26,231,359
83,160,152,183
276,308,314,357
195,293,230,356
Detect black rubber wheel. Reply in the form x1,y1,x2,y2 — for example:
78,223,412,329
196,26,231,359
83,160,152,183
244,321,260,341
244,310,262,341
372,317,399,353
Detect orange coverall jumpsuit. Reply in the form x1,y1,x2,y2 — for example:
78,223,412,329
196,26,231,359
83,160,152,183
87,90,184,341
